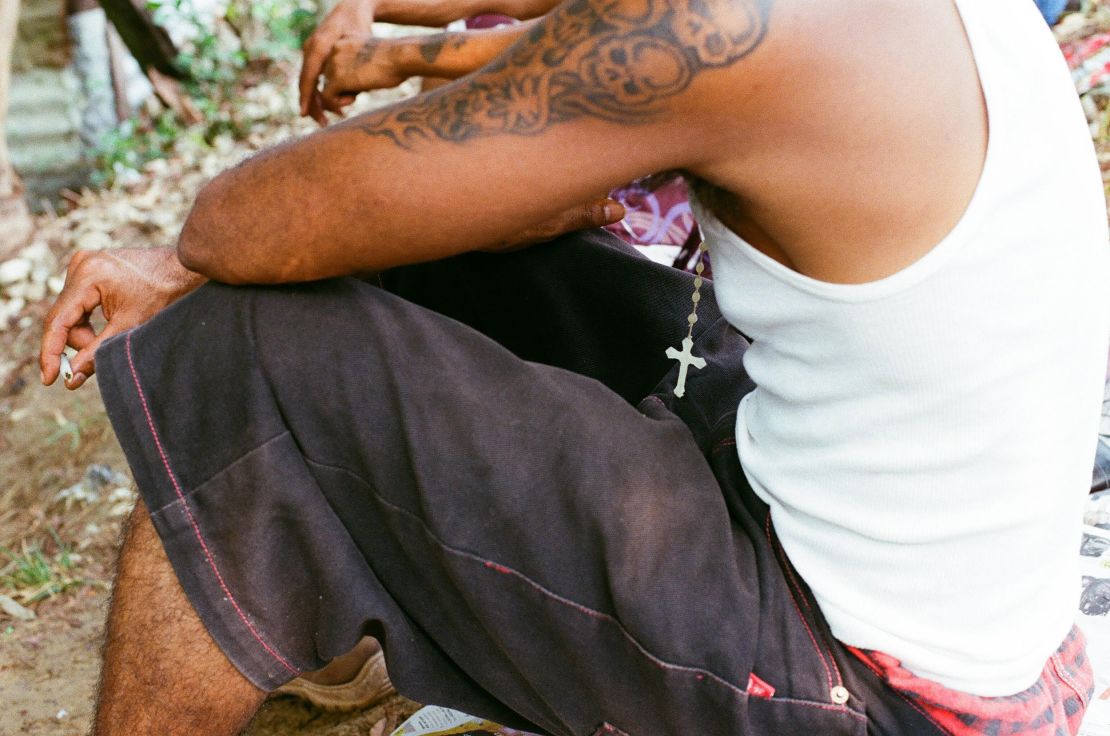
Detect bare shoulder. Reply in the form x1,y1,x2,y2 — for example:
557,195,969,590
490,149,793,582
690,0,991,284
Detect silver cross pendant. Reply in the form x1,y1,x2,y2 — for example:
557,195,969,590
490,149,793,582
665,336,706,398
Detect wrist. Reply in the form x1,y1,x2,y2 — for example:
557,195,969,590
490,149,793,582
156,246,207,299
389,38,423,79
352,0,381,21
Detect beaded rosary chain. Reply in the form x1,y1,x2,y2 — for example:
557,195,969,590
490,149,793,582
665,241,709,399
686,242,708,339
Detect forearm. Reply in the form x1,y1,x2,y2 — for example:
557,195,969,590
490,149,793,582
175,124,597,284
391,22,536,80
106,246,208,302
374,0,557,25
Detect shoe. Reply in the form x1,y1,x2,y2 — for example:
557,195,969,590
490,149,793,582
275,647,396,712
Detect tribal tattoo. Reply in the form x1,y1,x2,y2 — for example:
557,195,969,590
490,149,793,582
356,0,771,148
417,33,468,64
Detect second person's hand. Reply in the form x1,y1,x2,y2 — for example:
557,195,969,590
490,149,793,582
300,0,379,125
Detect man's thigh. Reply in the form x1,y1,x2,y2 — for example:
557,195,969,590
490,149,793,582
94,272,769,731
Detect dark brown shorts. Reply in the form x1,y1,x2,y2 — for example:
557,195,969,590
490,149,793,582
97,231,944,735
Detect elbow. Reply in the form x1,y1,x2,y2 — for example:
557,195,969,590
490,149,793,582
175,217,208,278
176,177,244,284
177,183,216,276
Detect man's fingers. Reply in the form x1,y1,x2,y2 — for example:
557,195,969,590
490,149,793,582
67,321,125,389
307,90,329,126
580,198,625,229
39,283,101,385
320,80,358,112
487,199,627,252
299,37,330,115
538,198,625,239
66,323,97,351
319,81,343,111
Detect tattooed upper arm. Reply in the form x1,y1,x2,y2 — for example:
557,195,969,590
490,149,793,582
355,0,772,147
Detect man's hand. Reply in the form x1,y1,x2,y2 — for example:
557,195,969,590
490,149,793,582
301,0,560,124
320,23,535,114
320,34,408,115
300,0,378,125
40,248,206,390
484,198,625,251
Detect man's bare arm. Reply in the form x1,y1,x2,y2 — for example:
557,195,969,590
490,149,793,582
373,0,558,26
185,0,773,284
301,0,563,122
319,22,538,112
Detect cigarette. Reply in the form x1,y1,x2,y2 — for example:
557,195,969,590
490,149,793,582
60,354,73,383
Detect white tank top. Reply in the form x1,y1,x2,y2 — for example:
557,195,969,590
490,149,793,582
693,0,1110,696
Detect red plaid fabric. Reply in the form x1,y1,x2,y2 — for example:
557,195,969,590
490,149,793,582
848,626,1093,736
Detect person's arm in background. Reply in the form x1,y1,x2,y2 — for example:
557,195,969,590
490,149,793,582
318,21,538,113
300,0,559,123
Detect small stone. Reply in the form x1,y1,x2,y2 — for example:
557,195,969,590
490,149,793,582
0,595,35,621
73,230,113,251
688,313,698,325
6,280,45,302
694,277,703,288
2,297,25,318
0,259,32,285
17,242,50,263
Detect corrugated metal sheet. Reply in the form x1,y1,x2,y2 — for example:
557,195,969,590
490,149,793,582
9,0,90,210
13,0,67,71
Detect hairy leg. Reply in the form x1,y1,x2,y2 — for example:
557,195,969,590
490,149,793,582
94,500,266,736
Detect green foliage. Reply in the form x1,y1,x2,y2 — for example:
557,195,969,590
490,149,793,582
93,0,319,186
43,404,99,452
0,530,88,604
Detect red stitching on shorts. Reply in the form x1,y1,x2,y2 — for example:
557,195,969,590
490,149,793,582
301,456,868,724
468,547,865,723
764,515,836,695
125,333,297,676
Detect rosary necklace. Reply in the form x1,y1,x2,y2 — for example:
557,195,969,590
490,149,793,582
665,241,708,398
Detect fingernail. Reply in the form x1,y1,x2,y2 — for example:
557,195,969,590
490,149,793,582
604,203,622,221
71,372,86,388
40,369,46,385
